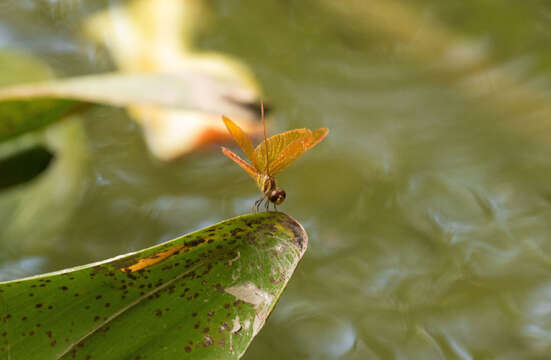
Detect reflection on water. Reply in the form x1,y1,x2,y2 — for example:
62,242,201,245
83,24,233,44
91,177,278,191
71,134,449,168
0,256,45,282
2,0,551,359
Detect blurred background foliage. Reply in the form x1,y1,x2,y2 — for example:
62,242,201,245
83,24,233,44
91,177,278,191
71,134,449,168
2,0,551,359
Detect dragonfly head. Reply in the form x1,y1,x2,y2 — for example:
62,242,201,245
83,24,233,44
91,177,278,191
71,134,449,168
268,188,286,205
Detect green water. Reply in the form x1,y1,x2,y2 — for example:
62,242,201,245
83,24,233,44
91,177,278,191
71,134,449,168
2,0,551,359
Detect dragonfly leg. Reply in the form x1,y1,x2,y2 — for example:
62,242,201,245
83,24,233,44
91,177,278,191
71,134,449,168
253,199,260,213
253,195,265,213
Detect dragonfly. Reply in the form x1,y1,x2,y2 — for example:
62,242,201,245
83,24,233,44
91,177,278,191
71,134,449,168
221,104,329,211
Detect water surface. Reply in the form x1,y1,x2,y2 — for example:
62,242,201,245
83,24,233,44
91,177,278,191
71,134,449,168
2,1,551,359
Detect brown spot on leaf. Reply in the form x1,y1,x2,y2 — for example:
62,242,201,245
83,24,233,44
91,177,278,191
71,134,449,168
203,336,213,347
219,322,230,333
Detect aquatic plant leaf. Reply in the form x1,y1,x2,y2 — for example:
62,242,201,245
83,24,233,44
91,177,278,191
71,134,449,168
0,99,80,144
0,72,256,114
0,145,54,190
0,71,263,160
0,51,88,254
0,51,83,144
0,212,308,360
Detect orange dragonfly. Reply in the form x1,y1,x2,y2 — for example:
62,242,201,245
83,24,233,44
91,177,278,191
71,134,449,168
221,104,329,211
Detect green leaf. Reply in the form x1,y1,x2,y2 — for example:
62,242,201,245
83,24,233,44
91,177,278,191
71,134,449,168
0,99,80,143
0,51,88,253
0,212,308,360
0,145,54,190
0,51,82,144
0,72,257,111
0,71,263,159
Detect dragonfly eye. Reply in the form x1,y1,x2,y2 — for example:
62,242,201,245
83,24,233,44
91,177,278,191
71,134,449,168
269,189,286,205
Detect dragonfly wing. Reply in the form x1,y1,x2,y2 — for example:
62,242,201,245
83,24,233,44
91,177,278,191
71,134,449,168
254,129,310,173
309,127,330,148
269,127,329,175
222,115,260,169
267,136,311,175
221,146,259,181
